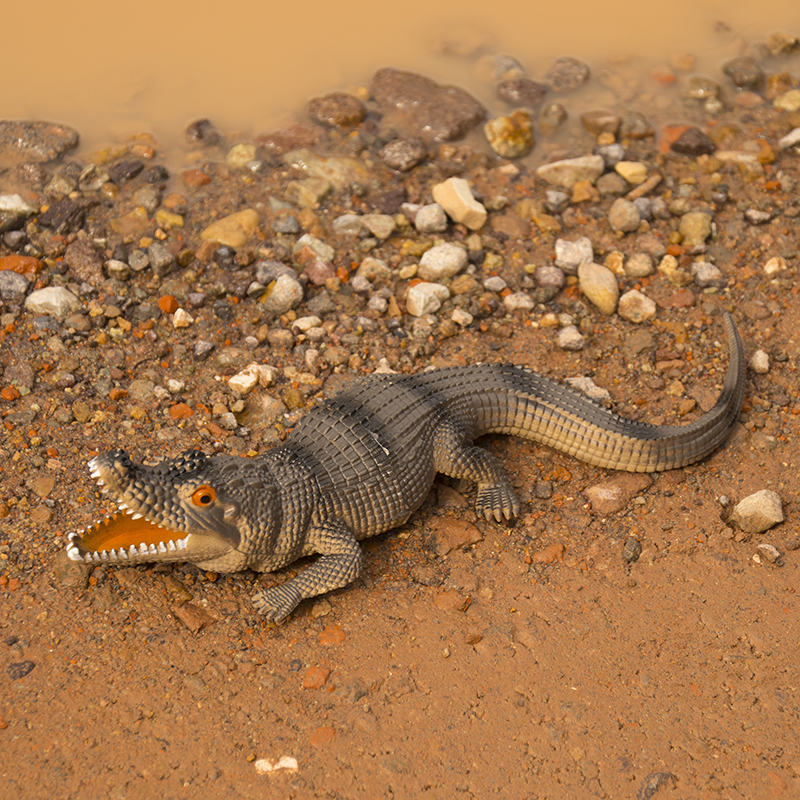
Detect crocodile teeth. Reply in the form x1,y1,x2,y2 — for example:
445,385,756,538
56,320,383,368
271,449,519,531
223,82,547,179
168,540,176,552
158,542,167,554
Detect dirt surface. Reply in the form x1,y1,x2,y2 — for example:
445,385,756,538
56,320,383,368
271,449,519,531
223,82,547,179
1,51,800,799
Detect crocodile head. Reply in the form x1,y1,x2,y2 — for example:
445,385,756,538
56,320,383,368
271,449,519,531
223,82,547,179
66,449,280,570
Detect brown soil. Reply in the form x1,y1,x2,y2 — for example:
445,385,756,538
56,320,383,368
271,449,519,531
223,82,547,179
1,63,799,799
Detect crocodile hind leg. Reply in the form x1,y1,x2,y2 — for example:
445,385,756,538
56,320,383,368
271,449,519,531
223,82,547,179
433,419,520,522
251,520,365,621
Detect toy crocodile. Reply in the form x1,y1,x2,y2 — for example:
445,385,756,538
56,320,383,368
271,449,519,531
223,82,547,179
67,312,745,620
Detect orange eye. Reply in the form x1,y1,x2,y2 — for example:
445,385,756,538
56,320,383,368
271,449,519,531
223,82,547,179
192,485,216,507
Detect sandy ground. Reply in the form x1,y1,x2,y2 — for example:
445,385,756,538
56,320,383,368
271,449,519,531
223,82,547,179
1,59,800,799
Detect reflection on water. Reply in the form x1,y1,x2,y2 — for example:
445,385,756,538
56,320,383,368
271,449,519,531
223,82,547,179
3,0,799,153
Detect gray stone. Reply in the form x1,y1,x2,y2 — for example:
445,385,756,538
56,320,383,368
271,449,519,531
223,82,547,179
624,252,654,278
332,214,364,236
25,287,81,320
536,155,604,189
65,240,104,285
608,198,640,233
380,138,427,171
596,143,625,168
370,68,486,142
148,242,174,277
557,325,585,351
729,490,784,534
617,290,656,323
554,237,593,274
418,243,467,281
691,261,725,288
0,270,30,302
414,203,448,233
544,57,590,91
406,282,449,316
361,214,396,240
262,274,303,314
0,120,79,162
533,265,566,289
503,292,534,312
0,194,38,233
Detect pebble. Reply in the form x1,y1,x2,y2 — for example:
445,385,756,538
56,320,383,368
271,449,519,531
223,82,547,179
607,198,640,233
306,92,365,128
615,161,647,185
503,292,534,312
496,77,548,108
596,143,625,168
691,261,725,288
554,237,593,275
538,103,568,135
24,287,81,320
370,67,486,142
624,252,654,278
596,173,627,196
754,543,782,566
0,120,79,161
533,265,566,289
578,262,619,314
483,111,535,159
722,56,764,90
229,363,277,395
544,190,569,213
414,203,448,233
262,274,304,314
744,209,772,225
679,211,712,247
418,243,467,280
544,57,590,91
774,89,800,112
380,137,427,171
763,256,787,276
0,270,30,302
557,325,585,351
484,276,507,292
200,209,259,247
580,110,621,135
431,177,487,230
0,194,38,233
566,376,610,402
451,308,473,326
172,308,193,328
406,282,450,316
148,242,174,277
293,233,335,262
617,289,656,323
670,127,716,156
361,214,396,240
283,148,369,191
778,128,800,150
728,490,784,534
584,474,652,516
331,214,364,236
286,177,330,207
224,143,256,168
749,349,770,374
535,155,604,189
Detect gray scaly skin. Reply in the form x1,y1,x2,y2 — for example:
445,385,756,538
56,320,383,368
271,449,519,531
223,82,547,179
66,312,745,621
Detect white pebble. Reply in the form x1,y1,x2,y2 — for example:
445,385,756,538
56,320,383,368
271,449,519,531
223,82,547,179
172,308,194,328
617,289,656,323
406,282,450,316
557,325,585,351
503,292,534,312
555,237,593,274
749,349,770,374
418,243,468,280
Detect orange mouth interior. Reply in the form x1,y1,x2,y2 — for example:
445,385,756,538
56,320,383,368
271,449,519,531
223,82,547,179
80,512,183,552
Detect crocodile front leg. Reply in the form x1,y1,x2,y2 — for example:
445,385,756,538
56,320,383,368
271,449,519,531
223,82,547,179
251,520,365,621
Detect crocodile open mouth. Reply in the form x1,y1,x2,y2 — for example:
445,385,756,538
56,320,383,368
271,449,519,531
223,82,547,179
66,507,189,564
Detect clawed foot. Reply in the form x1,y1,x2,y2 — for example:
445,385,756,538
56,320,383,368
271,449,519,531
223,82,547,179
251,583,303,622
475,482,520,522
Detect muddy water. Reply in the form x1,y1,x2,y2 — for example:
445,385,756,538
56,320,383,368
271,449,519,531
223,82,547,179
3,0,799,152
